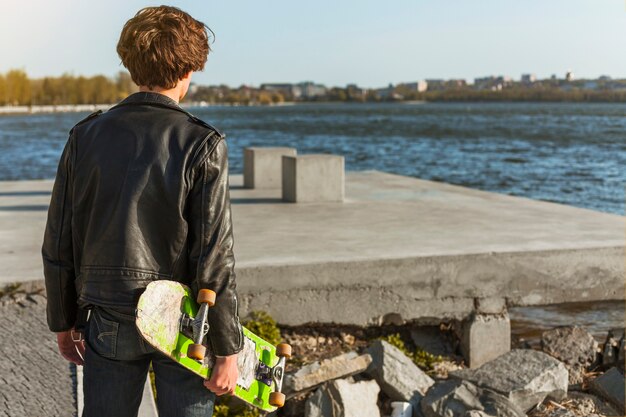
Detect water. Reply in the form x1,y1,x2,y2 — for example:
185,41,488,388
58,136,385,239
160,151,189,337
1,102,624,214
510,300,624,346
0,102,624,338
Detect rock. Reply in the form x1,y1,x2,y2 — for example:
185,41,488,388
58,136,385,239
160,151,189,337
341,333,355,345
420,379,525,417
306,387,335,417
449,348,568,412
589,367,625,415
305,378,380,417
602,330,619,367
366,340,435,402
430,360,463,379
285,351,372,395
568,390,621,417
540,325,597,384
464,412,492,417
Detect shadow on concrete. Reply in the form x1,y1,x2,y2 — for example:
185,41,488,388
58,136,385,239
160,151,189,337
0,205,49,211
230,198,285,205
0,191,51,197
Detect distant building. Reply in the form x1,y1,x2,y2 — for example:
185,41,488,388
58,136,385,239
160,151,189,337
399,80,428,92
376,83,395,98
297,81,327,98
445,79,467,89
474,75,512,90
583,81,598,90
346,84,367,99
521,74,537,84
260,83,300,98
425,79,446,91
565,70,574,82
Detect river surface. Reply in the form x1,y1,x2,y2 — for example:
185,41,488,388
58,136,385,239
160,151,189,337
0,102,623,341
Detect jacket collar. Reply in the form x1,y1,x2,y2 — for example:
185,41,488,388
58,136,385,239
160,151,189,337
111,91,186,113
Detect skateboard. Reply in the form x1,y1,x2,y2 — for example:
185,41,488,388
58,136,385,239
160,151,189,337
135,280,291,411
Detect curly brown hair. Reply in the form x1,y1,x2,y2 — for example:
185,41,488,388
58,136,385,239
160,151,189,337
116,5,213,89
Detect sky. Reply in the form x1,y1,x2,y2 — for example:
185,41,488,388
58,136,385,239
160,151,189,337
1,0,626,88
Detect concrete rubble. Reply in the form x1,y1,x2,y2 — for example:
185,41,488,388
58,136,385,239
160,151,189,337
305,378,381,417
565,391,621,416
2,284,622,417
589,367,625,415
419,379,526,417
540,326,598,385
365,340,435,402
284,351,372,395
449,349,569,412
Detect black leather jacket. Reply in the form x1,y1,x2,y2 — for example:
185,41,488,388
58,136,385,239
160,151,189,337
41,91,243,356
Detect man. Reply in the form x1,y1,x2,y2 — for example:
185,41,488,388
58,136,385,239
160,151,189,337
41,5,243,417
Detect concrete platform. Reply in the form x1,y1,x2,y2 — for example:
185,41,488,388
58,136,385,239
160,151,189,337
0,171,623,326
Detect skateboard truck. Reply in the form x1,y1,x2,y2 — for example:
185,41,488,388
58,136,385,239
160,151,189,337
184,289,217,362
180,303,209,347
267,343,292,408
255,356,286,388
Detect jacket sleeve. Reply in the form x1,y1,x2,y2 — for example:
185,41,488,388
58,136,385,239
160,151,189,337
42,130,78,332
187,136,244,357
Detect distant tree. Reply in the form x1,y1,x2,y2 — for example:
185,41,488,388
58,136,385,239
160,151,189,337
328,87,347,101
270,92,284,104
5,69,31,105
257,91,272,105
115,71,137,99
0,74,6,105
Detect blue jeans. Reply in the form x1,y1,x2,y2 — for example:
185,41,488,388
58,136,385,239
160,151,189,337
83,306,216,417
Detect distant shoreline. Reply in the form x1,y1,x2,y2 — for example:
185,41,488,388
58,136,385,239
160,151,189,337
3,98,626,116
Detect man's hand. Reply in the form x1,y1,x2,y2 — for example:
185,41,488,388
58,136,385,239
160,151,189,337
56,329,85,366
204,354,238,396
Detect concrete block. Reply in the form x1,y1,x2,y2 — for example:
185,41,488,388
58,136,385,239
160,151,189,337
284,351,372,395
282,154,344,202
449,349,569,412
461,311,511,368
365,340,435,402
243,147,296,189
420,379,525,417
305,378,380,417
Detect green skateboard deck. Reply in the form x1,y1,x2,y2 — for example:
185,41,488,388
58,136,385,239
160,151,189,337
136,280,288,412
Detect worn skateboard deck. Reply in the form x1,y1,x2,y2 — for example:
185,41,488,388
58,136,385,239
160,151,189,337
136,280,282,412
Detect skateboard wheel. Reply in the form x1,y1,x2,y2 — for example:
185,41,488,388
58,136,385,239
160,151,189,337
187,343,206,360
197,289,216,306
269,391,285,407
276,343,292,359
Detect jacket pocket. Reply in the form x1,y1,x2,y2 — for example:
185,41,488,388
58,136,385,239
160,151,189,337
88,307,119,359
